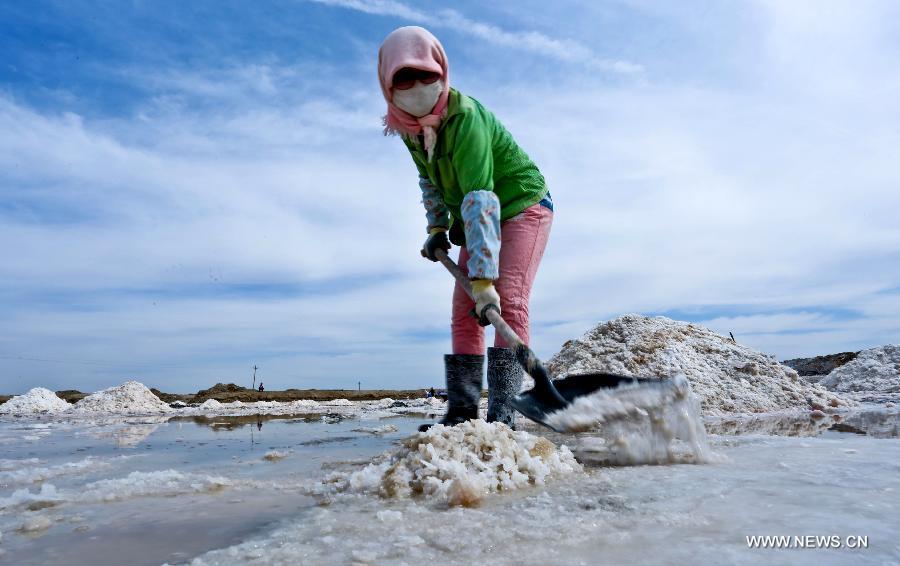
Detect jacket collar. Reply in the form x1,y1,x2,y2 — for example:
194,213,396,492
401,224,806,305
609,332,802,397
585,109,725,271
406,89,470,156
442,88,472,125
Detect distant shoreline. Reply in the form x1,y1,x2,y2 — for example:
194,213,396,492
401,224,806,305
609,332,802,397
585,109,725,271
0,384,431,406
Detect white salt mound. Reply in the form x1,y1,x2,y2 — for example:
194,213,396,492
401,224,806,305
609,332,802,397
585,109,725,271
546,315,847,415
0,388,71,415
324,398,353,406
71,381,171,414
820,345,900,393
336,420,582,507
198,399,222,410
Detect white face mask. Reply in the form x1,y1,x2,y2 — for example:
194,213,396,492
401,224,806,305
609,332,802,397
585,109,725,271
392,80,444,117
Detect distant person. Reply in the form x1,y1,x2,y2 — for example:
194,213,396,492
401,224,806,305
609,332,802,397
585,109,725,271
378,27,552,432
258,382,264,392
428,387,436,399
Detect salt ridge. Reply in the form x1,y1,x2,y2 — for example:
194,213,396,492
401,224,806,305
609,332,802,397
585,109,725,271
0,470,233,511
0,456,115,486
545,315,848,415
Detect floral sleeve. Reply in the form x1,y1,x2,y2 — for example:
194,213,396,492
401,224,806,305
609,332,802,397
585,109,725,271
460,190,500,279
419,176,450,233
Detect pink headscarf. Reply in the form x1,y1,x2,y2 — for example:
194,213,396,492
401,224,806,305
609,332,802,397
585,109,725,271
378,26,450,161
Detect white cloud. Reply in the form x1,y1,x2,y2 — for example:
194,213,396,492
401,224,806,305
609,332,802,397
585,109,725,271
311,0,429,21
310,0,642,73
2,1,900,393
758,0,900,97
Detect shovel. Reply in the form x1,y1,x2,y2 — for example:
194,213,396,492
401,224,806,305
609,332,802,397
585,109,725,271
431,248,670,432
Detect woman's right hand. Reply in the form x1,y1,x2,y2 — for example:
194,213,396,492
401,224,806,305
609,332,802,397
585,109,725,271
471,279,501,326
422,227,451,261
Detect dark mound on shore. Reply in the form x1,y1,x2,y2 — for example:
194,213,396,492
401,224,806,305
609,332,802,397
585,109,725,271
150,388,187,403
194,383,250,400
782,352,859,377
192,384,424,403
55,390,86,403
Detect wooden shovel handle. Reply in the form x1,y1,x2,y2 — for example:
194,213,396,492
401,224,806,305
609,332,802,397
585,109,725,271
432,249,567,407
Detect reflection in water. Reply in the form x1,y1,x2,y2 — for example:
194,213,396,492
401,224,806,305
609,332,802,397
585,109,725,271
298,436,357,447
704,412,837,437
169,413,323,430
829,422,866,435
836,408,900,438
703,407,900,438
79,417,171,448
111,424,160,447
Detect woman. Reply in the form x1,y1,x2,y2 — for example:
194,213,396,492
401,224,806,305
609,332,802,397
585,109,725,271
378,26,553,431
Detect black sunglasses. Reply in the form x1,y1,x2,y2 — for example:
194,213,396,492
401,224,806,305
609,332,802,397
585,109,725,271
392,68,441,90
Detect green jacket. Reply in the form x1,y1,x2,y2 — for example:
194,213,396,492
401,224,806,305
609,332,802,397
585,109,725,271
403,89,547,223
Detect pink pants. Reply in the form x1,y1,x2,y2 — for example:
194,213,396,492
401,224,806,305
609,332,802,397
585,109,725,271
452,203,553,354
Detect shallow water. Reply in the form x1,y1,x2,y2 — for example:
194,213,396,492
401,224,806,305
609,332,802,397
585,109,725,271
1,407,899,565
0,414,420,565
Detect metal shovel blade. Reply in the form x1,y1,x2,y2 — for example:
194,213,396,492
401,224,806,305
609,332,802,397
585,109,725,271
512,373,670,432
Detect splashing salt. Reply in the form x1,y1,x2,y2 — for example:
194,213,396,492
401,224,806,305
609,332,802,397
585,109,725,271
546,374,719,465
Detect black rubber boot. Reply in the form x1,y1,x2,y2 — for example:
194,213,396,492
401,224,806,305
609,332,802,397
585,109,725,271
419,354,483,432
486,347,523,429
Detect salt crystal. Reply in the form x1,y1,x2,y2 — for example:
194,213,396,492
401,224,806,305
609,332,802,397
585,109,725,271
263,450,289,462
19,515,52,533
376,510,403,522
351,425,399,435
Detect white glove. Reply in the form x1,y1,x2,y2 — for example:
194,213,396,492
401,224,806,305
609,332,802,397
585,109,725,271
471,279,500,326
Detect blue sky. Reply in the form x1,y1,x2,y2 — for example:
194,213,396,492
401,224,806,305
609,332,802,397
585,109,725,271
2,0,899,394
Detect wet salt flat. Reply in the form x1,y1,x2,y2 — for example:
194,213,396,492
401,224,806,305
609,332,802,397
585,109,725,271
0,414,421,565
1,407,898,565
